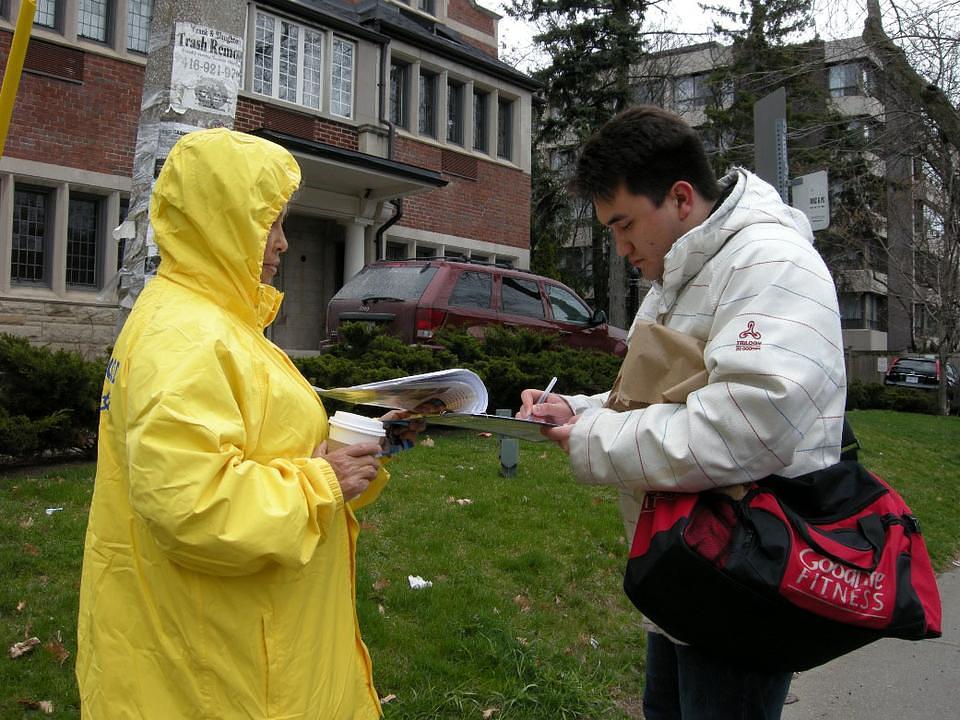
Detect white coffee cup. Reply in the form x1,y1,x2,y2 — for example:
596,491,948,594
327,411,386,451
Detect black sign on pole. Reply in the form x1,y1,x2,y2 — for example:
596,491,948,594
754,87,788,202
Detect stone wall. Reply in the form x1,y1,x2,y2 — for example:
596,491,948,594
0,298,118,359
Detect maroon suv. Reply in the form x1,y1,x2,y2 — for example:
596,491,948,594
324,259,627,356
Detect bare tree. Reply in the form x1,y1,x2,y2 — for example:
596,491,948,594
862,0,960,414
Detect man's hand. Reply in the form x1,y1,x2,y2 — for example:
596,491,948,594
313,441,382,502
542,414,580,453
516,389,575,424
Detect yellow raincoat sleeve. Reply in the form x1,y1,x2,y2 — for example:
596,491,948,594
124,334,344,577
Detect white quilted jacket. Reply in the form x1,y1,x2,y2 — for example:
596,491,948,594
564,169,847,541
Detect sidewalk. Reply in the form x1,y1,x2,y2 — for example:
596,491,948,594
782,566,960,720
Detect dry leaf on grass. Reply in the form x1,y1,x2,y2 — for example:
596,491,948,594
482,707,500,719
23,543,40,557
379,693,397,704
419,437,435,447
512,594,532,612
16,600,26,612
372,578,391,592
446,497,473,506
19,517,34,529
44,633,70,666
17,699,53,714
9,637,41,659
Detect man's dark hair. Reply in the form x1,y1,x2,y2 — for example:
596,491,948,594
571,105,722,205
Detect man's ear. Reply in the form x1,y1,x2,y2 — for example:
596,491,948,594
671,181,696,219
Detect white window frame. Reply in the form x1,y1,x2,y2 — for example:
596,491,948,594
330,35,355,119
253,9,326,111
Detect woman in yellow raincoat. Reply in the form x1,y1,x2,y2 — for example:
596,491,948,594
77,129,393,719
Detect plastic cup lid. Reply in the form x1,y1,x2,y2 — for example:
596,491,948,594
329,411,385,437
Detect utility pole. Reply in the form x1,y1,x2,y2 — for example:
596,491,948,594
113,1,246,335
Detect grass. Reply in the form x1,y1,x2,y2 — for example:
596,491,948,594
1,410,957,719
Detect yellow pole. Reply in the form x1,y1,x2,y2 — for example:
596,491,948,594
0,0,37,158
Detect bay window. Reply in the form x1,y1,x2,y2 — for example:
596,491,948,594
253,10,355,117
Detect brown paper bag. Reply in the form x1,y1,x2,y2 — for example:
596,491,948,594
605,321,708,412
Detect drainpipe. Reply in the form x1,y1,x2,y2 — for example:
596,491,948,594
374,28,403,260
375,199,404,259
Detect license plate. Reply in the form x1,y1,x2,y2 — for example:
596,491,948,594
906,376,919,384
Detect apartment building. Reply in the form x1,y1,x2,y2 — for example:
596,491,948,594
0,0,537,355
550,36,919,353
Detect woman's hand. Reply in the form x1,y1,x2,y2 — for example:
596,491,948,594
313,441,382,502
516,389,574,424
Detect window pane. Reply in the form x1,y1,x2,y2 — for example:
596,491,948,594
279,21,299,103
419,71,436,137
447,80,463,145
35,0,57,29
448,272,492,308
473,90,488,151
78,0,108,42
303,28,323,110
12,188,50,283
497,98,513,160
502,277,544,318
417,0,435,13
127,0,152,53
385,241,407,260
547,285,591,323
390,62,408,128
331,37,354,118
254,13,275,96
67,196,100,287
829,63,861,97
416,245,436,258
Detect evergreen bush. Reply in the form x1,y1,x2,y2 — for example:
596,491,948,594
845,379,939,414
0,334,106,458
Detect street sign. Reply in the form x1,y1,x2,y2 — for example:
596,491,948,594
791,170,830,231
754,88,788,202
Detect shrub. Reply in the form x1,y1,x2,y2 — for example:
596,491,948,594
0,334,106,457
846,379,939,415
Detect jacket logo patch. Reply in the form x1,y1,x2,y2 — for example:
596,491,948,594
101,357,121,412
736,320,762,351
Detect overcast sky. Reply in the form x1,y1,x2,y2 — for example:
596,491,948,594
475,0,873,72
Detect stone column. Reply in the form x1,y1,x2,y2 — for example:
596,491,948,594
343,221,367,280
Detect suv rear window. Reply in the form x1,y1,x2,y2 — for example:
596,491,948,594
894,359,936,374
333,265,438,301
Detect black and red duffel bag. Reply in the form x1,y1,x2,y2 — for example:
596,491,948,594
624,460,942,671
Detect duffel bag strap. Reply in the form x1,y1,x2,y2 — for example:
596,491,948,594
840,417,860,461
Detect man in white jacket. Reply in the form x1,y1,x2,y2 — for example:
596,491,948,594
519,107,846,719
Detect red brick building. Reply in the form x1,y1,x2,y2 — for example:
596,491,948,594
0,0,536,354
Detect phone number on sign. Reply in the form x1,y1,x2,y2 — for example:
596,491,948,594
182,58,240,80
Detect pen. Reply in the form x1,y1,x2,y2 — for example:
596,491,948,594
535,376,558,406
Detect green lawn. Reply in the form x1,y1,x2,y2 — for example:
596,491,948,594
1,410,957,719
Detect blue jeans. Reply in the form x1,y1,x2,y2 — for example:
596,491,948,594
642,632,793,720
